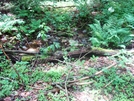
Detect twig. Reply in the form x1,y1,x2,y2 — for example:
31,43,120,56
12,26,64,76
0,76,14,82
31,54,39,68
64,59,73,101
1,45,24,85
43,5,75,8
77,49,92,61
55,84,79,101
65,76,69,101
94,62,116,75
4,50,39,54
68,62,116,84
54,59,74,101
70,81,94,86
52,62,116,86
104,79,115,88
78,46,85,59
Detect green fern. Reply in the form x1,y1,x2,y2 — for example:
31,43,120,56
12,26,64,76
89,18,132,48
0,15,24,34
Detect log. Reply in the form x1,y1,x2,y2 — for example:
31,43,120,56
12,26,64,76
2,47,134,64
4,50,39,54
36,47,119,64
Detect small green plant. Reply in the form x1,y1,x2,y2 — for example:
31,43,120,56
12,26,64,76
0,56,43,98
112,49,132,68
13,0,41,12
94,0,134,50
40,8,73,31
0,56,17,97
18,19,51,39
11,61,30,85
69,39,79,51
90,55,98,62
125,14,134,29
95,0,134,22
38,90,47,101
45,69,63,82
0,14,24,35
31,69,46,84
37,23,51,40
47,91,68,101
74,0,94,28
41,42,60,56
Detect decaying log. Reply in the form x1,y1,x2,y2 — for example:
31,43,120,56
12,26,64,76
91,47,118,55
37,47,119,63
2,47,134,63
4,50,39,54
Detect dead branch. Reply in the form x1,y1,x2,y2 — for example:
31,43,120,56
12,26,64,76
36,47,119,63
55,84,80,101
1,45,24,85
51,62,116,87
68,62,116,84
3,47,134,64
70,81,94,86
45,5,75,8
4,50,39,54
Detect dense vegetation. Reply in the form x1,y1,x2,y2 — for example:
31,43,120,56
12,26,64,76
0,0,134,101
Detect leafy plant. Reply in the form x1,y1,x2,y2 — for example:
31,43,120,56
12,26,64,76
0,56,32,97
37,23,51,40
38,90,47,101
11,62,30,85
44,10,72,31
41,42,60,56
0,14,24,35
0,56,14,97
125,14,134,29
47,91,68,101
18,19,51,39
95,0,134,23
45,69,62,82
12,0,41,12
89,18,132,48
74,0,94,28
92,65,134,100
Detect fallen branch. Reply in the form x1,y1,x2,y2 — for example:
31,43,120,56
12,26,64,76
36,47,119,63
70,81,94,86
3,47,134,64
0,76,14,82
1,46,24,85
45,5,75,8
4,50,39,54
51,62,116,87
68,62,116,84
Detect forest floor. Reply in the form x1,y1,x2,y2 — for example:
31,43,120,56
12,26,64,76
2,55,134,101
1,24,134,101
1,1,134,101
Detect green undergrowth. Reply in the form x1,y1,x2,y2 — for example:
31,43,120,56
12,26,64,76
0,51,134,100
89,0,134,48
0,55,65,98
0,0,134,100
94,68,133,101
